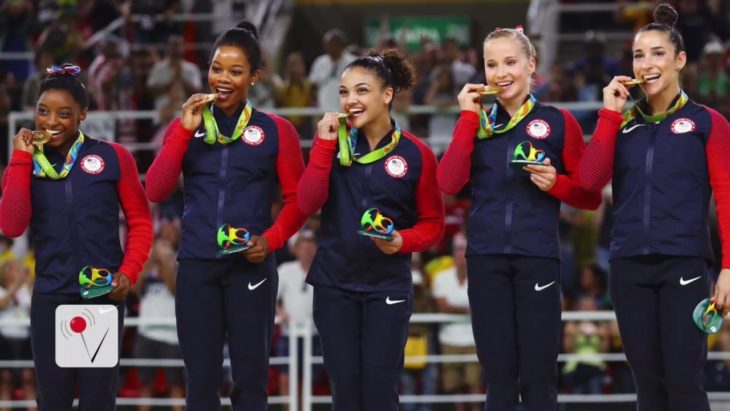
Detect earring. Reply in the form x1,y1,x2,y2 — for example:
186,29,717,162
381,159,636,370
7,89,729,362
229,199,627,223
251,82,255,86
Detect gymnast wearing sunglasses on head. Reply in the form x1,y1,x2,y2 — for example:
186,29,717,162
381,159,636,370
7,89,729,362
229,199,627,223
0,64,153,410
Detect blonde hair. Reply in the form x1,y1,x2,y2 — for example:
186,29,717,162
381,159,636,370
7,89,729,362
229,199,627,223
483,27,537,61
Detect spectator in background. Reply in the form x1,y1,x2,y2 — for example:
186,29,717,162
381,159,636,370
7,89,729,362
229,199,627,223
675,0,724,63
0,235,16,266
561,297,611,395
87,37,126,110
0,83,12,164
277,52,315,139
275,228,318,411
147,35,202,118
21,49,54,112
0,260,34,411
442,38,475,92
309,29,356,111
571,31,621,102
0,0,37,83
575,264,611,311
133,233,183,411
401,265,438,411
36,6,87,66
698,40,728,105
424,63,458,140
432,232,481,411
248,54,281,109
126,0,182,45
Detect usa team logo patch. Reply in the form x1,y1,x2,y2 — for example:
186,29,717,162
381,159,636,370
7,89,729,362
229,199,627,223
526,119,551,139
671,118,696,134
385,155,408,178
242,125,265,145
80,155,105,175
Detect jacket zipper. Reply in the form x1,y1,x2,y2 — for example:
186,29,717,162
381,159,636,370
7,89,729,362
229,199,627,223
642,125,658,254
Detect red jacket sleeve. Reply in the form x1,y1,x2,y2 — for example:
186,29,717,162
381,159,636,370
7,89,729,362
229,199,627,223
545,109,602,210
144,118,193,203
706,108,730,268
437,110,478,195
579,108,623,192
262,115,308,251
0,150,33,237
399,135,445,253
111,143,153,284
297,136,337,216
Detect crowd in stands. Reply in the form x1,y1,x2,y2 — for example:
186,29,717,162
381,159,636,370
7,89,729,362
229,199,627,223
1,0,730,409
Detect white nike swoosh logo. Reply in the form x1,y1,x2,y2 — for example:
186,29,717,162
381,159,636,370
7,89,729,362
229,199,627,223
98,306,117,315
534,281,556,291
248,278,267,290
622,124,645,134
680,276,702,286
386,297,406,305
194,130,205,138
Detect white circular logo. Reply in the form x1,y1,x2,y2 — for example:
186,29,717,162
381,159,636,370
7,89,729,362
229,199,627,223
242,125,265,145
526,119,551,139
80,155,105,175
385,155,408,178
671,118,696,134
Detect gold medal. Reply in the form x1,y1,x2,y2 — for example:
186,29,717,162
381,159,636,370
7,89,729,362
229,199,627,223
479,85,503,96
31,130,51,147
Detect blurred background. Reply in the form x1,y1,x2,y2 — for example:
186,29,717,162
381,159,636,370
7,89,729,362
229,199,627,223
0,0,729,409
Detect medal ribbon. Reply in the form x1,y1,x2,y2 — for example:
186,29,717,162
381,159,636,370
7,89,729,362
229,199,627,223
477,94,537,139
201,100,253,144
337,118,401,166
620,91,688,129
32,131,84,179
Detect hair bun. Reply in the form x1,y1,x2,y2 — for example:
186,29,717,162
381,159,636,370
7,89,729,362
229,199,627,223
235,21,259,40
654,3,679,27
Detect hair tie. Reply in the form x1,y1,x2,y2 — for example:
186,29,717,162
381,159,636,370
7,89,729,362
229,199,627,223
515,24,524,33
494,27,503,32
46,65,81,77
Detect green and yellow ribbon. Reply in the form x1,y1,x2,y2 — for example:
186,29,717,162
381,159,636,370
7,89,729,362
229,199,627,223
337,118,401,166
477,94,537,139
32,131,84,179
201,100,253,144
620,91,688,129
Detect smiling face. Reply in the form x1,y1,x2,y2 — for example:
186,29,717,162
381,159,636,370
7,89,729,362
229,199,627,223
483,36,536,107
35,89,87,148
339,66,393,129
208,45,259,114
632,30,686,98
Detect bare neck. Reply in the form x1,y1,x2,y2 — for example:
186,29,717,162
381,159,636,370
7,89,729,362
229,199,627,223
362,115,393,151
499,92,530,117
647,83,681,115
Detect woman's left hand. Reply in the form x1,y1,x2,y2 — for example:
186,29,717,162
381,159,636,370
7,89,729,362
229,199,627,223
524,158,557,191
244,235,270,263
713,268,730,316
108,272,131,301
372,230,403,255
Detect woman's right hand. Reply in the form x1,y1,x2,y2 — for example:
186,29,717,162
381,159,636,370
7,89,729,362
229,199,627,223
180,93,214,131
457,83,484,114
602,76,632,113
316,112,341,141
12,128,34,154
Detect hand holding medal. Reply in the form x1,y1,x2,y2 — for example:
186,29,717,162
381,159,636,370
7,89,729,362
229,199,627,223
217,223,252,255
316,112,343,141
181,93,219,132
693,298,724,334
357,208,403,254
11,128,38,154
79,266,114,299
